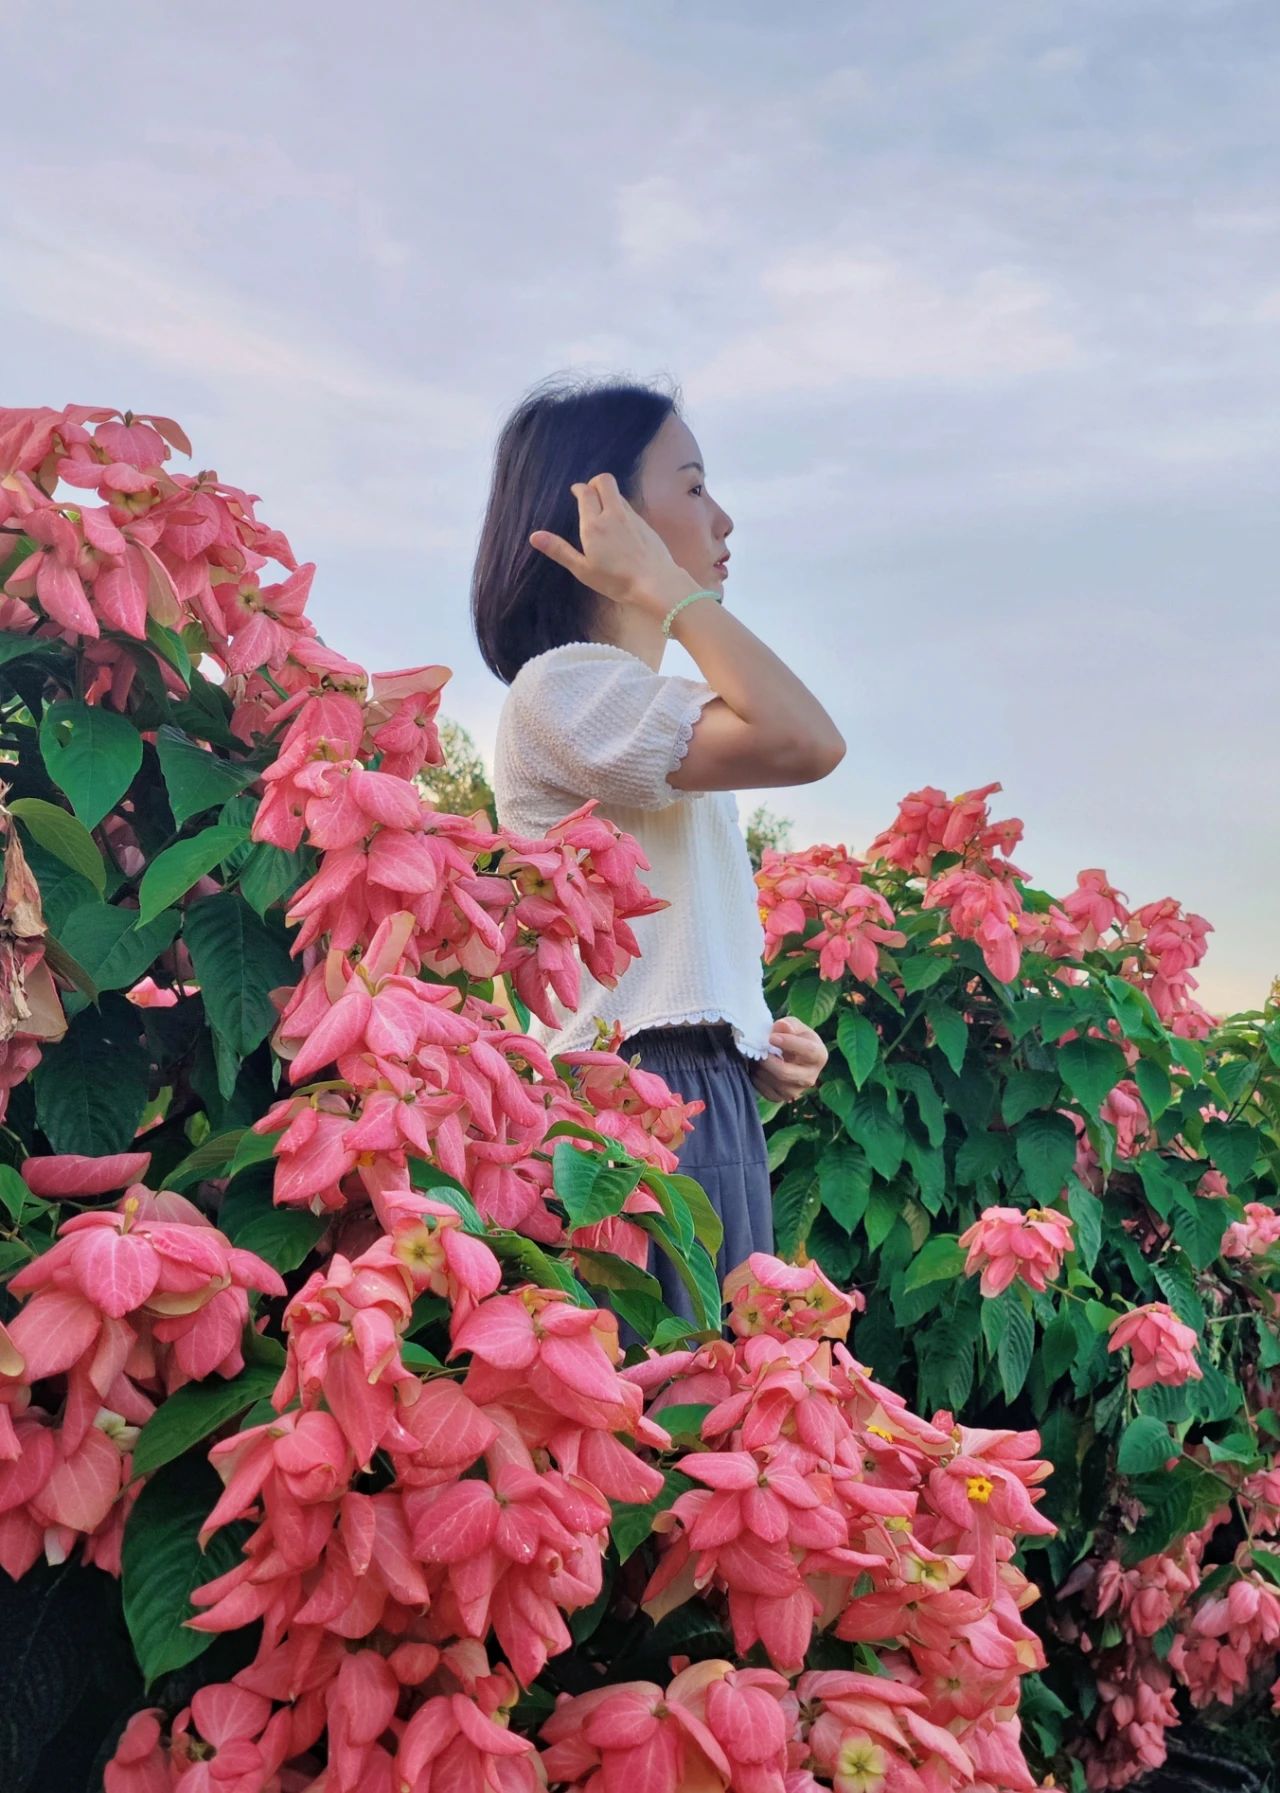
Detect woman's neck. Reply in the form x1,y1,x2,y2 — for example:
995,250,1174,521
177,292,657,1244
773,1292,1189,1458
589,595,665,671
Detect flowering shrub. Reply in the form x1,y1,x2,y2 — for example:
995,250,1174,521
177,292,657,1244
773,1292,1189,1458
756,791,1280,1786
0,408,1052,1791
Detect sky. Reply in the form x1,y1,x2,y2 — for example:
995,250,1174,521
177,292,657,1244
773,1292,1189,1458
2,0,1277,1012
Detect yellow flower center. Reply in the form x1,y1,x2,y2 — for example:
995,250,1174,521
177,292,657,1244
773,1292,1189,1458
966,1474,995,1503
835,1734,888,1793
866,1424,894,1442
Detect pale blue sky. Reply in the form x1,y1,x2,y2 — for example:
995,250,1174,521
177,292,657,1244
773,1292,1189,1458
3,0,1277,1010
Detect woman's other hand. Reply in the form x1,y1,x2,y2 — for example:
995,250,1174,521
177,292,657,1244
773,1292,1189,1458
529,474,693,619
750,1016,829,1104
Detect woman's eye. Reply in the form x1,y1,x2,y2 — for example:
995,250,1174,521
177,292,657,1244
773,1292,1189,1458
690,483,704,498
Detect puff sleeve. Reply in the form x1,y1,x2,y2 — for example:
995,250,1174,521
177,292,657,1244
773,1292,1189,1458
509,646,715,812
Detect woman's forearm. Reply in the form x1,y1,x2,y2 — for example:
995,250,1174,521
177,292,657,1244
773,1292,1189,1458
644,571,846,768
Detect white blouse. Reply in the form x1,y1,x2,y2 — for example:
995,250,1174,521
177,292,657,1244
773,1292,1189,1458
492,642,777,1061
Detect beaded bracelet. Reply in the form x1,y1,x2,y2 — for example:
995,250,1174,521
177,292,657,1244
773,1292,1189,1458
661,587,723,639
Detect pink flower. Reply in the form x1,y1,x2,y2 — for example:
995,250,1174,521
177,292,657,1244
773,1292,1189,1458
923,866,1024,984
1062,868,1130,947
958,1206,1073,1297
807,886,906,985
1221,1201,1280,1261
723,1253,859,1340
1107,1303,1202,1390
20,1151,152,1198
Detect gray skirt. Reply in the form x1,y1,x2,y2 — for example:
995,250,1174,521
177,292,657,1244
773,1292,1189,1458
621,1022,775,1319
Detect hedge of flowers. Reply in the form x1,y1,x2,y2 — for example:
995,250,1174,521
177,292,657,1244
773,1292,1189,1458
755,790,1280,1787
0,405,1052,1793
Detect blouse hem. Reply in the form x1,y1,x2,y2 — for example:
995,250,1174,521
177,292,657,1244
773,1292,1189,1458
545,1006,777,1062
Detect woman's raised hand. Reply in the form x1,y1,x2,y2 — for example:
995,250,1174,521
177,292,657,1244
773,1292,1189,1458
529,474,691,618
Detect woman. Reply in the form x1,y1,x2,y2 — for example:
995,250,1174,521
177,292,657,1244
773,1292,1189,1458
475,375,844,1309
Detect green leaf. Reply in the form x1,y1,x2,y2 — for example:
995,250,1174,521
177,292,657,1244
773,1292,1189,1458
1152,1254,1206,1332
238,840,310,916
846,1089,905,1180
218,1173,326,1272
864,1186,898,1251
1123,1460,1230,1563
228,1126,282,1180
926,1002,968,1075
131,1364,281,1480
1066,1179,1102,1273
1015,1111,1077,1202
137,825,249,925
488,1231,592,1304
981,1286,1013,1354
1172,1188,1230,1272
638,1216,720,1329
654,1403,711,1441
9,798,106,893
122,1455,248,1685
903,1133,945,1213
0,1165,41,1226
1002,1069,1062,1126
38,700,142,829
1040,1309,1078,1384
788,974,839,1028
899,952,948,994
183,893,296,1063
155,724,259,827
1135,1152,1184,1220
1171,1034,1206,1081
663,1175,725,1257
165,1129,246,1191
767,1123,811,1172
57,902,180,993
610,1468,694,1562
145,617,192,684
1203,1119,1258,1190
1104,974,1165,1045
1118,1414,1174,1474
818,1139,870,1231
552,1142,641,1229
1058,1037,1128,1116
32,994,149,1153
1134,1057,1173,1122
893,1063,946,1147
903,1234,965,1291
954,1129,1010,1186
997,1295,1034,1399
837,1011,880,1089
773,1169,821,1257
0,627,64,667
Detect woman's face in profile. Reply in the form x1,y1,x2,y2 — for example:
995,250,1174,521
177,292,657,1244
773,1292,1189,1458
634,412,734,596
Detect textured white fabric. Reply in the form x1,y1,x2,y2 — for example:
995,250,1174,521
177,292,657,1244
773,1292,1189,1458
492,642,777,1060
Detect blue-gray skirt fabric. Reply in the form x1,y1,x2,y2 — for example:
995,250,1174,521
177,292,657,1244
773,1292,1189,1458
621,1022,775,1320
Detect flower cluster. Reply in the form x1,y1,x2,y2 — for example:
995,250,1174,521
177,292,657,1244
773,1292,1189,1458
1,404,1069,1792
610,1264,1054,1789
0,795,67,1118
958,1206,1075,1298
761,783,1215,1039
0,1178,281,1577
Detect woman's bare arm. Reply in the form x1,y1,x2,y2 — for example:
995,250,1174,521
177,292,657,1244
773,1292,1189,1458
530,472,846,792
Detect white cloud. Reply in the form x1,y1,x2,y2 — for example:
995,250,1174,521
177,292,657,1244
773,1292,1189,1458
1,227,485,436
615,175,711,271
690,251,1081,400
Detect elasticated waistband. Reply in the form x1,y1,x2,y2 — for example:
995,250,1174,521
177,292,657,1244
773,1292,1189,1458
619,1022,738,1067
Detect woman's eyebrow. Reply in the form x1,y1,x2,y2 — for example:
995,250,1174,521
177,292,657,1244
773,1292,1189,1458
678,460,704,473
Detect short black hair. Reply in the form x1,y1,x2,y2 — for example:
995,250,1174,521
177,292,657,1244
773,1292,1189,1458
471,372,680,684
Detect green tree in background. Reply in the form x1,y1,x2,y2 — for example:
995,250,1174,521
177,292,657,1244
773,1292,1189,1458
744,801,792,870
417,716,496,824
